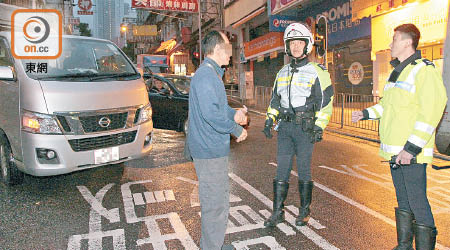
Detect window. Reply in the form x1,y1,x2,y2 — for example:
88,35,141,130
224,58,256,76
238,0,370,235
0,38,14,67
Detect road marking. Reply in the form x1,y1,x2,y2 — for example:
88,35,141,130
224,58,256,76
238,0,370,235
232,236,286,250
76,184,120,224
176,176,242,207
136,212,198,249
144,191,156,203
286,205,326,230
316,163,450,215
69,184,123,249
259,210,296,235
226,205,265,234
268,163,450,250
67,229,126,250
133,193,145,205
121,180,198,249
229,173,339,250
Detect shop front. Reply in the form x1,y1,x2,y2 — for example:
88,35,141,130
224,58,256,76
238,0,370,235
244,32,286,90
353,0,449,96
297,0,372,95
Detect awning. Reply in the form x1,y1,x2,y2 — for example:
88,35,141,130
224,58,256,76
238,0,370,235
155,39,177,53
231,6,266,29
351,0,420,21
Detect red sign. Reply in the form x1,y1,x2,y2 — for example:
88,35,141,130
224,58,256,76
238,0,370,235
270,0,299,15
132,0,198,13
78,0,92,11
77,0,93,15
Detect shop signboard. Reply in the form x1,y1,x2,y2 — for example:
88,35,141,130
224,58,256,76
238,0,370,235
132,0,198,13
269,0,301,15
297,0,371,46
77,0,93,15
371,0,449,53
133,25,157,36
244,32,284,60
348,61,364,85
269,15,297,32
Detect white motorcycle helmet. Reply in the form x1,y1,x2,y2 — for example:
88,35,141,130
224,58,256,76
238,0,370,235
283,22,314,57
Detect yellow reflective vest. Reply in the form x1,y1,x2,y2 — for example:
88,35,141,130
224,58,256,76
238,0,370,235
266,60,334,130
364,55,447,163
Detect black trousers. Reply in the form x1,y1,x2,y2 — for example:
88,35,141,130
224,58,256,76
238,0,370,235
276,121,314,182
390,163,435,227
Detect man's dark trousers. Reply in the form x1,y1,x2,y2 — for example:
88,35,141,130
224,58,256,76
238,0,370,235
194,156,230,250
276,121,314,182
391,163,435,227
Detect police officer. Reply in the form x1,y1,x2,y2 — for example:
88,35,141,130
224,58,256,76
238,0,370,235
352,24,447,250
263,22,333,228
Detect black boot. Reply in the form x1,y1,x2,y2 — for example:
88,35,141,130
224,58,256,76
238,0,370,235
413,223,437,250
264,179,289,227
295,180,313,226
392,208,414,250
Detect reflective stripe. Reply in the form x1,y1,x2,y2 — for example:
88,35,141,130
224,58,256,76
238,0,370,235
373,104,383,117
381,144,434,157
414,121,435,135
277,76,291,82
405,61,426,88
423,148,433,157
267,107,279,116
384,61,425,93
381,143,403,154
316,120,326,128
408,135,427,148
292,82,312,88
367,108,377,119
384,82,396,91
316,111,330,120
394,81,416,93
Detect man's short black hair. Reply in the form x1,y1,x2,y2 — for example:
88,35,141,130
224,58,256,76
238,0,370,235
201,30,225,57
394,23,421,50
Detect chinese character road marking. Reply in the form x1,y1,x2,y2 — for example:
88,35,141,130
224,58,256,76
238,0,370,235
229,173,339,250
232,236,286,250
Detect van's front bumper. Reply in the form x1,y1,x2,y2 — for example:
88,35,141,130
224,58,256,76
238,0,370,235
18,121,153,176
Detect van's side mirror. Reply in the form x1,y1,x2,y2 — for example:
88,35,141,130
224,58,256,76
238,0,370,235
0,66,15,81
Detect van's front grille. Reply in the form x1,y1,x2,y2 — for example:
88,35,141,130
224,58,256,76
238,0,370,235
79,112,128,133
68,130,137,152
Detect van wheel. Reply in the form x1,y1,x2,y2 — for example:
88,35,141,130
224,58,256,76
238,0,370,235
183,118,189,136
0,136,24,186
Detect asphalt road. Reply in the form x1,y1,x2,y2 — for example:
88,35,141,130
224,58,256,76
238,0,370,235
1,113,449,250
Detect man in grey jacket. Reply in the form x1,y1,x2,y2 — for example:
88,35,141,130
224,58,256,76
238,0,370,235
187,30,247,250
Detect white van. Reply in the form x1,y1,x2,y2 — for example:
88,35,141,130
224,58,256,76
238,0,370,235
0,33,153,185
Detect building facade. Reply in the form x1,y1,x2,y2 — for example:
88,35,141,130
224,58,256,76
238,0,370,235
94,0,124,44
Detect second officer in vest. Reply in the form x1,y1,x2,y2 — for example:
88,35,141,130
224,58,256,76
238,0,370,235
263,22,333,227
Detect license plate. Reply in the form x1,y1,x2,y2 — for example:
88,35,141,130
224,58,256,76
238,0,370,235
94,147,119,164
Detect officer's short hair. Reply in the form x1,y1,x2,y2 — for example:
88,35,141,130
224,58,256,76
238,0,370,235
202,30,225,57
394,23,421,50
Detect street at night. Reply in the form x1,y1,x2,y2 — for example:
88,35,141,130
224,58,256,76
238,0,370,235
1,113,449,250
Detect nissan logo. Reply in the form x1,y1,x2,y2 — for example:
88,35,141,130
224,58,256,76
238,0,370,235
98,117,111,128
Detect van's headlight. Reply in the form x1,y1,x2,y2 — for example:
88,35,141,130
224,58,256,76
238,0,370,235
137,103,152,124
21,110,62,134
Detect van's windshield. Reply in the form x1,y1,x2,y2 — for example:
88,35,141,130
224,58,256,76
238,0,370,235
21,37,139,81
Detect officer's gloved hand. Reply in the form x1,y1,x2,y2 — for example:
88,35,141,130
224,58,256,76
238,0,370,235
310,125,323,143
262,118,274,139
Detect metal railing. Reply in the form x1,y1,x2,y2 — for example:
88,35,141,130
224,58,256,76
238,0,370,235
331,93,380,132
228,86,381,132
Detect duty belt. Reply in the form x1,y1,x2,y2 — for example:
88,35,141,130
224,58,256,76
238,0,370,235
279,111,315,122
